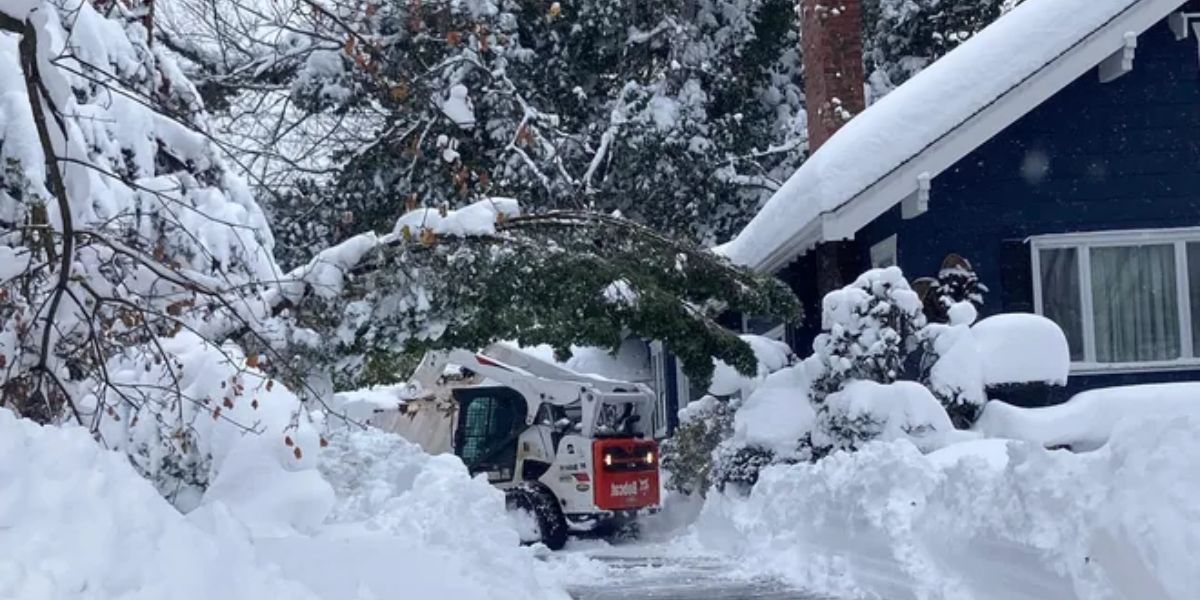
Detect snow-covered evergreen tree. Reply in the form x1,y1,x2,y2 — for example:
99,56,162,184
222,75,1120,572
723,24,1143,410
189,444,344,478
802,268,935,453
174,0,806,264
806,267,927,404
862,0,1023,98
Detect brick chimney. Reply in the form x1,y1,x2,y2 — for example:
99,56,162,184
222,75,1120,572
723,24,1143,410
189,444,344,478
800,0,866,151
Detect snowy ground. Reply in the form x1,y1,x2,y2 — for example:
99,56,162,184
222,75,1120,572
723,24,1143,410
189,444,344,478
553,540,829,600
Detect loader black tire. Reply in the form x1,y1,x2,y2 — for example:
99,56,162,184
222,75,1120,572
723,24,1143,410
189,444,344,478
506,482,568,551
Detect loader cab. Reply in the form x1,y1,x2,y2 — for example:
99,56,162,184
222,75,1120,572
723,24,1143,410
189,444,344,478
452,387,528,482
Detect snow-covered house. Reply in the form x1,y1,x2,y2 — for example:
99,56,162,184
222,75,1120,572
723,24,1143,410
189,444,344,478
725,0,1200,404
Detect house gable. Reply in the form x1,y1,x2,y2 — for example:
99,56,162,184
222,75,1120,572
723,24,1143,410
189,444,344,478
723,0,1192,273
850,17,1200,397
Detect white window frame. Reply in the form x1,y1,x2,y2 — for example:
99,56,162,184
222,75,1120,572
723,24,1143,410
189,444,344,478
1031,226,1200,375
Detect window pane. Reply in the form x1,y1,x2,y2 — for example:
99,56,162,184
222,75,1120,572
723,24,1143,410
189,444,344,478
1090,245,1179,362
1189,243,1200,356
1039,248,1084,361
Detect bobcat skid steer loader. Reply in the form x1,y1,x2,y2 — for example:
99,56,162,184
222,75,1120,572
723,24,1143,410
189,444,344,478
412,346,661,550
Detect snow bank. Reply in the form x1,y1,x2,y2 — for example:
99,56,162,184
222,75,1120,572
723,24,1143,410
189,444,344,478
974,382,1200,450
696,414,1200,600
254,427,568,600
0,409,317,600
972,313,1070,386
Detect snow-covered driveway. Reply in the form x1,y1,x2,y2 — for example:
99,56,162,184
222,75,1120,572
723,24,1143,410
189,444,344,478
556,541,829,600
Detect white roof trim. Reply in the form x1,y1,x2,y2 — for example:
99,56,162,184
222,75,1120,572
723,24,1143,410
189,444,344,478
730,0,1189,274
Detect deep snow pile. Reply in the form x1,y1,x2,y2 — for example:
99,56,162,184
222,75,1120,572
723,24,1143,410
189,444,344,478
0,409,317,600
0,406,567,600
695,414,1196,600
93,331,327,514
239,427,568,600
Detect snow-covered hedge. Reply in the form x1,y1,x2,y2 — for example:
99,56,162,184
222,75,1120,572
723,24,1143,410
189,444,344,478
972,313,1070,387
696,414,1199,600
974,382,1200,451
700,266,1072,492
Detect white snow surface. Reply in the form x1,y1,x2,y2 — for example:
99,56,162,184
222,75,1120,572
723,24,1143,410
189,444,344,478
972,313,1071,386
441,83,477,128
723,0,1149,268
815,380,956,452
974,382,1200,450
708,335,794,397
0,408,568,600
392,196,520,238
515,338,653,383
730,364,814,458
0,408,318,600
695,414,1200,600
250,427,567,600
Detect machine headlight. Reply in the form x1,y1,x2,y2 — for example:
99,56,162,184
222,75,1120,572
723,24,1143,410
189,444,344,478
645,451,655,464
603,453,613,466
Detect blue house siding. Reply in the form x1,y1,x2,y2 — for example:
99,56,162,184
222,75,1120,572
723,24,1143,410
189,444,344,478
844,19,1200,400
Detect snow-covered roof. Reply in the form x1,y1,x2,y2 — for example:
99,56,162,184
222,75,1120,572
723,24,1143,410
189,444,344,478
724,0,1191,272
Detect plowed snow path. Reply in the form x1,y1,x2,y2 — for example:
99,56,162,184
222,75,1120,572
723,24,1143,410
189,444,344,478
558,542,833,600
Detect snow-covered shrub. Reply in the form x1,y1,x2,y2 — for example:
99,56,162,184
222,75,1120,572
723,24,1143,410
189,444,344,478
804,267,932,450
921,301,987,428
90,332,323,512
710,363,815,492
666,339,798,496
972,313,1071,388
710,441,781,494
921,254,989,323
812,380,954,454
807,267,928,404
661,396,735,497
708,335,796,398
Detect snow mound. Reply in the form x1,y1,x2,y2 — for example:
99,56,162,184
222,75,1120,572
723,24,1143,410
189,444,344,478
90,331,326,514
696,414,1200,600
972,313,1070,386
730,364,814,458
0,409,317,600
253,427,567,600
974,382,1200,450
